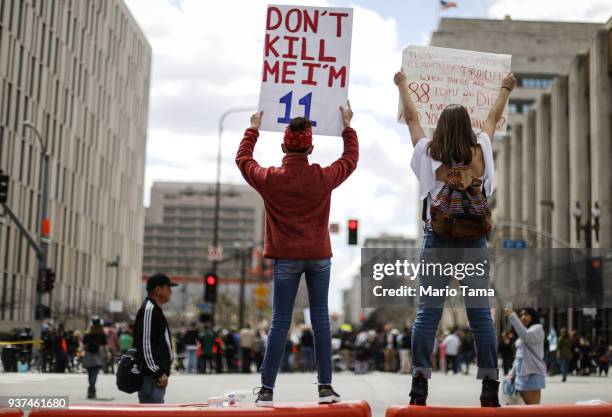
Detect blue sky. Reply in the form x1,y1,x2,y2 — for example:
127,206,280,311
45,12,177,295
125,0,611,315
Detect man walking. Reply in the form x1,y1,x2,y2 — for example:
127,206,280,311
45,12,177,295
135,273,178,403
236,104,358,406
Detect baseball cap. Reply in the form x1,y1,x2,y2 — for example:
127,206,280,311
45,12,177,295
146,273,179,292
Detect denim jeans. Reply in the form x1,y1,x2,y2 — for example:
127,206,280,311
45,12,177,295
261,259,332,389
138,375,166,404
86,366,100,386
411,225,498,380
185,345,197,374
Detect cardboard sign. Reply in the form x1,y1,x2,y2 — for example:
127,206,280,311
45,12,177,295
258,5,353,137
399,46,512,134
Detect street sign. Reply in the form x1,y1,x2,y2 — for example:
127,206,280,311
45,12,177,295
197,303,213,314
255,284,268,298
109,299,123,313
502,239,526,249
208,245,223,261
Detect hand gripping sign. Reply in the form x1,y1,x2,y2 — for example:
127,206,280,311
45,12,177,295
399,46,512,134
258,5,353,137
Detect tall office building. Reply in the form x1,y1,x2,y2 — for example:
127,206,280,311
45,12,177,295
143,182,265,325
0,0,151,330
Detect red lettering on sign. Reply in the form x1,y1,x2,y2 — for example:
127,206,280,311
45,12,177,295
266,6,282,30
263,60,280,83
265,34,280,57
303,9,319,33
281,61,296,84
318,39,336,62
282,36,299,59
302,62,320,85
285,8,302,33
328,65,346,87
329,12,349,37
300,38,315,61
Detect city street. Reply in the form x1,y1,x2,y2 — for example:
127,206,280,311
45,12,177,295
1,371,610,416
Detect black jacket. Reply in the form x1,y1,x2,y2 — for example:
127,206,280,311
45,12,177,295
134,298,173,378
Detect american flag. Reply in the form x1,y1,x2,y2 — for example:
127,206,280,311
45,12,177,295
440,0,458,10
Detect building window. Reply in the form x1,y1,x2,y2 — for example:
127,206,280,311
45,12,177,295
518,76,554,89
508,100,533,114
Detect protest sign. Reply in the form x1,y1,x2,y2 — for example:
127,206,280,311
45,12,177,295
258,5,353,136
399,46,512,134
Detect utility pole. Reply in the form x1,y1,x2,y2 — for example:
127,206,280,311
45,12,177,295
210,107,256,325
23,122,51,321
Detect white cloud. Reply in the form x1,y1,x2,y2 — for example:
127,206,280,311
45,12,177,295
488,0,611,22
124,0,418,314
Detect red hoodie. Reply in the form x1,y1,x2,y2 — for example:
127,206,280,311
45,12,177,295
236,127,359,259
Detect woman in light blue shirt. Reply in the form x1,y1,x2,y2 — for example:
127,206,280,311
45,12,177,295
504,307,546,404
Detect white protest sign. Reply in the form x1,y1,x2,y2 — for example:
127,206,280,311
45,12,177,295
399,46,512,134
258,5,353,137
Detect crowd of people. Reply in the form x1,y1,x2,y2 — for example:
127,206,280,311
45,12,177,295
1,321,610,380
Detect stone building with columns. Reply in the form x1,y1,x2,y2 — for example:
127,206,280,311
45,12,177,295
430,17,611,340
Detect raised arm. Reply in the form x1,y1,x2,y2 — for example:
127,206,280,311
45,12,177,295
235,111,267,191
394,69,426,146
483,72,516,139
322,102,359,189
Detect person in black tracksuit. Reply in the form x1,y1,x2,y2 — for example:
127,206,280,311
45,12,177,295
134,273,178,404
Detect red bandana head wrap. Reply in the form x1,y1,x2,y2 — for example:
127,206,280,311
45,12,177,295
283,127,313,151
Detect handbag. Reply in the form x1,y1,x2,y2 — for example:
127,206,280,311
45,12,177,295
116,348,143,394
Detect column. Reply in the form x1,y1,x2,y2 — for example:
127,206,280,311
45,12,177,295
550,76,570,248
589,29,612,249
510,122,523,239
568,54,591,248
522,109,536,231
535,94,552,246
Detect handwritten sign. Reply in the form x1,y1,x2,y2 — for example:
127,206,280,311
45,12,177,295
258,5,353,137
399,46,511,134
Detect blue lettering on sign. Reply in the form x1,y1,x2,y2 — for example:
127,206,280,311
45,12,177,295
277,91,317,126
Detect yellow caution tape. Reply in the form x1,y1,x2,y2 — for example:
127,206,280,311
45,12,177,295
0,339,43,346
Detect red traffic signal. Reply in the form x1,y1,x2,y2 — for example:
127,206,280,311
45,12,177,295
205,273,218,303
348,219,358,245
591,258,601,270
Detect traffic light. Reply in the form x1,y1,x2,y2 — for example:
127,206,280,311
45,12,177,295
42,268,55,292
35,304,51,320
0,172,9,204
586,256,603,296
348,219,358,245
204,273,217,303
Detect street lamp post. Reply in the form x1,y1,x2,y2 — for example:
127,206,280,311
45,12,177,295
573,201,601,248
23,121,50,320
209,107,256,324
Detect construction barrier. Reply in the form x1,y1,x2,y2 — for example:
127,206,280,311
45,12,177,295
0,409,23,417
29,400,371,417
386,403,612,417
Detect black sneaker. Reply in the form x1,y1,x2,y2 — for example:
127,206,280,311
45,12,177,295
409,373,428,406
254,387,274,407
318,385,341,403
480,377,501,407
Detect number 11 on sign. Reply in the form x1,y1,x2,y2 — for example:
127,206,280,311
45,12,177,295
277,91,317,126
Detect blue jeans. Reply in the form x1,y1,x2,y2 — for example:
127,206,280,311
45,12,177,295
185,346,197,374
138,375,166,404
86,366,100,387
411,225,498,380
261,259,332,389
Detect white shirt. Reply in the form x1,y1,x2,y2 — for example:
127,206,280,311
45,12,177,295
410,131,495,219
443,333,461,356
